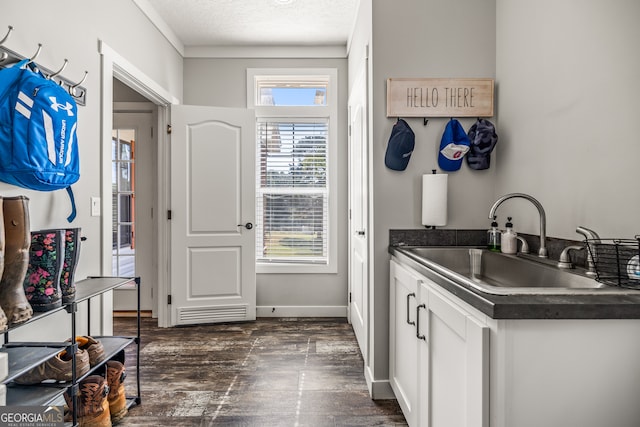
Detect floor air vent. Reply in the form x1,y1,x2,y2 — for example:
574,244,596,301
178,305,247,324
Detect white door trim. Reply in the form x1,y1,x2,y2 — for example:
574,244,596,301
99,41,179,328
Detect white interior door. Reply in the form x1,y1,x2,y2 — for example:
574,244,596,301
348,66,369,359
170,105,256,326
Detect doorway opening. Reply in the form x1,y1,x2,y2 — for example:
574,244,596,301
112,128,135,277
100,40,175,329
112,79,158,316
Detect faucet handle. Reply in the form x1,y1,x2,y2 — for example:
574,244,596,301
576,226,600,242
558,245,584,269
515,236,529,254
575,226,599,275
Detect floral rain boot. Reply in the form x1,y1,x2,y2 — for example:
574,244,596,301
0,196,32,325
61,228,81,303
23,229,65,312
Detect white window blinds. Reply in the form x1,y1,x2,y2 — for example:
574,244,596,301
256,120,329,263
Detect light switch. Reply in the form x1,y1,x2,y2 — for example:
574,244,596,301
91,197,101,216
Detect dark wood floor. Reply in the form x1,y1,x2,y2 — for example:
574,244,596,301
113,317,407,427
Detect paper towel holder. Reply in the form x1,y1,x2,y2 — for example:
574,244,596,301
425,169,436,229
422,169,447,230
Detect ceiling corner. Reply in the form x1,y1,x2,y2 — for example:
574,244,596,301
132,0,185,57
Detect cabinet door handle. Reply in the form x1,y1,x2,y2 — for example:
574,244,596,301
416,303,426,340
406,292,416,326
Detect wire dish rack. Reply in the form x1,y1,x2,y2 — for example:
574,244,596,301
585,237,640,289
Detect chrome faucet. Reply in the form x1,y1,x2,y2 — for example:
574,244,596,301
576,226,600,275
488,193,548,258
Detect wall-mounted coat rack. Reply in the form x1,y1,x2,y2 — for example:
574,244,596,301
386,77,494,120
0,26,87,106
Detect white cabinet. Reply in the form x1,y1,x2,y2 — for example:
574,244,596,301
416,281,429,426
392,256,640,427
389,259,420,426
490,319,640,427
426,285,489,427
390,259,489,427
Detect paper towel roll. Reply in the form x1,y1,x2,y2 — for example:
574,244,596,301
422,174,448,227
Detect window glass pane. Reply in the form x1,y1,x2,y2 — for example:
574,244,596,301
116,129,135,159
118,195,133,222
119,224,133,247
119,163,132,191
112,221,118,249
253,72,333,268
112,135,118,159
257,194,327,260
259,87,326,106
120,143,130,160
258,122,327,188
112,254,135,277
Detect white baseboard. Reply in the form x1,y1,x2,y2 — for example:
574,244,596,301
365,365,395,400
256,305,347,317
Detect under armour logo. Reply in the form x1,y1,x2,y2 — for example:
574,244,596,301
49,96,74,116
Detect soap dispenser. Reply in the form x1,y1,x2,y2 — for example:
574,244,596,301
487,216,501,252
501,216,517,254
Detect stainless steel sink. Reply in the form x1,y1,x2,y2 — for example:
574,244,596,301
398,246,637,295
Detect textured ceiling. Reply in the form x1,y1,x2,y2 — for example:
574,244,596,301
145,0,359,47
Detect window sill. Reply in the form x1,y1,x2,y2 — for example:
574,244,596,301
256,262,336,274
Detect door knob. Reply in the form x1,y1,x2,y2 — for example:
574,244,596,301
238,222,253,230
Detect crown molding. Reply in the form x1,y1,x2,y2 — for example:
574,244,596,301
184,44,347,59
132,0,185,56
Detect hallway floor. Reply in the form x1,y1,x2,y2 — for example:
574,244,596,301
113,317,407,427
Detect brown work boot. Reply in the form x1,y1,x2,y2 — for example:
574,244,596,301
0,306,6,332
65,375,112,427
0,196,33,325
106,360,128,424
14,348,90,385
73,336,106,367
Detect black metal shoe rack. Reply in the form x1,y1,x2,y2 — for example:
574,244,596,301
0,276,141,426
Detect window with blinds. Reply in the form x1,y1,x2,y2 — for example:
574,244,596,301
256,120,328,263
249,69,337,272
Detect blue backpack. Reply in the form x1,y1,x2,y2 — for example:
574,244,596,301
0,59,80,222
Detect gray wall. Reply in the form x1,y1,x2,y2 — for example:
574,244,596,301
352,0,497,390
2,0,182,340
495,0,640,239
183,58,349,312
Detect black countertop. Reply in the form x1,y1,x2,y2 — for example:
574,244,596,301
390,246,640,320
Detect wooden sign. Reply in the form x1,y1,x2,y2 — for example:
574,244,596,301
387,78,494,118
